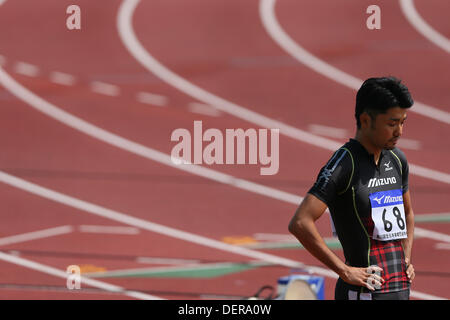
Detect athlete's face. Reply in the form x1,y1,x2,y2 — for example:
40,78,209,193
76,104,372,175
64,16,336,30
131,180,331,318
367,107,407,150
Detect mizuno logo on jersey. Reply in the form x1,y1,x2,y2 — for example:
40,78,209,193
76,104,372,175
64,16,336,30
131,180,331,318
383,195,403,204
384,161,393,171
368,177,397,188
372,195,385,205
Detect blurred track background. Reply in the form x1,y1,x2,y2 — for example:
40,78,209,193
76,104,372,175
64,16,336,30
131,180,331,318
0,0,448,300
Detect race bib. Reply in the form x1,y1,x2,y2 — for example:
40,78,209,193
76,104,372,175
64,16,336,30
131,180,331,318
369,189,407,241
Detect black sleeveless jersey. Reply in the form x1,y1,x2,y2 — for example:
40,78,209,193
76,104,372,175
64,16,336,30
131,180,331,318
308,139,410,293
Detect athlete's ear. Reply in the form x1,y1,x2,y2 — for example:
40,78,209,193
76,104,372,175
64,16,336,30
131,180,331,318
360,112,371,130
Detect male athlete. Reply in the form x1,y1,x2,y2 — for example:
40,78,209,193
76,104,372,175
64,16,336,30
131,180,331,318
289,77,415,300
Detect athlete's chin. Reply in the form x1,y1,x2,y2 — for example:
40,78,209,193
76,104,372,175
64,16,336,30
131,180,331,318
384,139,399,150
384,145,395,150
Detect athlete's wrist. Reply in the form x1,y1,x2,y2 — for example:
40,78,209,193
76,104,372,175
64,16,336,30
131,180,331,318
337,265,357,286
336,264,351,279
404,257,411,266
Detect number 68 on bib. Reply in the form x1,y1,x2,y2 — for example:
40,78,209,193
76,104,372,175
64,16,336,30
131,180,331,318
369,189,407,241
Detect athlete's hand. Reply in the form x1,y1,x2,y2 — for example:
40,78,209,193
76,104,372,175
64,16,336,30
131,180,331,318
340,265,385,291
405,258,415,283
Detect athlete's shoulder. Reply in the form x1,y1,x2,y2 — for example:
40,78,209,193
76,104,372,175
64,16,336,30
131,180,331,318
324,144,354,171
390,147,408,160
314,145,354,191
341,138,364,157
388,147,409,178
310,146,354,203
389,147,409,166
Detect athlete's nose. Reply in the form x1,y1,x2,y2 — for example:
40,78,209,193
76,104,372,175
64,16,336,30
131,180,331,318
394,123,403,138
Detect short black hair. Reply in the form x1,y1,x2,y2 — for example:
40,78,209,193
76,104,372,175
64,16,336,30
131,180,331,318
355,76,414,129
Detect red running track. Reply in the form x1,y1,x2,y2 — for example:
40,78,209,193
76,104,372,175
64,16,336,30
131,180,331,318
0,0,448,299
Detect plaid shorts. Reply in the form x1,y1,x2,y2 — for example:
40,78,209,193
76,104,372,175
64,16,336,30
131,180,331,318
369,239,409,293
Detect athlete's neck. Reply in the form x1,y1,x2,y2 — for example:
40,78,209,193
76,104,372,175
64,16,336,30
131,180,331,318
354,131,382,165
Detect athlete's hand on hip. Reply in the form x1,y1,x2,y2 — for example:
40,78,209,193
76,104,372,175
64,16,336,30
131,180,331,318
405,258,415,283
340,265,385,291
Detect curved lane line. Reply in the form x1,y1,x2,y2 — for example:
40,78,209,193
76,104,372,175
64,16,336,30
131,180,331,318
400,0,450,54
259,0,450,125
117,0,341,153
118,0,450,185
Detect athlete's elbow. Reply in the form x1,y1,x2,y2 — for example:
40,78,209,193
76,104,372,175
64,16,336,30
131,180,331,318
288,216,307,238
288,218,297,235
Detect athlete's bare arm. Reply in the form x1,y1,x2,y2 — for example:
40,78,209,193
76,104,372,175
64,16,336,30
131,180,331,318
401,190,415,282
288,193,384,291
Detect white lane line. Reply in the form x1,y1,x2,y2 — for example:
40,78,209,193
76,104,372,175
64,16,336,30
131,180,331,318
408,164,450,186
136,91,168,106
400,0,450,54
415,228,450,243
0,251,162,300
307,124,348,139
78,225,140,235
396,138,421,151
0,225,73,247
435,243,450,250
415,212,450,223
117,0,341,153
187,102,222,117
14,62,40,77
117,0,450,185
89,81,121,96
0,171,445,300
49,71,77,86
259,0,450,125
